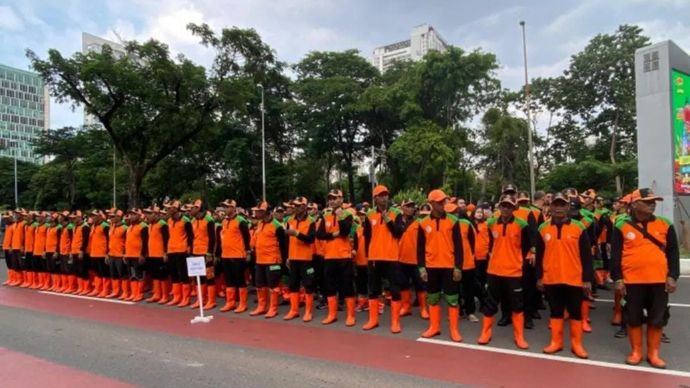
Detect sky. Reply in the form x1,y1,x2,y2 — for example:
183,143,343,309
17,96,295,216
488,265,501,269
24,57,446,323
1,0,690,129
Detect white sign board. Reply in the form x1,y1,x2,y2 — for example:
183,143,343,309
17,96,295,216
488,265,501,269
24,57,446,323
186,256,206,277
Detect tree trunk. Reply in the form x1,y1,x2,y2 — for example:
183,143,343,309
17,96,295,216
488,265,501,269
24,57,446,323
128,166,144,208
611,111,622,195
346,155,355,203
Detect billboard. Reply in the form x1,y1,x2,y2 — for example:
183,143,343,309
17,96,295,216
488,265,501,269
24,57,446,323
672,69,690,194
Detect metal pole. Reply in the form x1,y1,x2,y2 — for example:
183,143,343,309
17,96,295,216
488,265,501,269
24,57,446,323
258,84,266,201
113,147,117,208
371,145,375,197
520,20,536,198
14,148,18,209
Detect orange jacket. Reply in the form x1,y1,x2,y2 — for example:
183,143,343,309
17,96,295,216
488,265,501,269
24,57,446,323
11,221,25,250
253,219,287,265
125,222,148,258
147,221,168,258
487,216,530,277
24,222,36,254
398,217,420,265
33,224,47,256
220,216,251,259
316,209,354,260
89,222,110,258
417,213,464,269
355,225,367,266
70,224,90,255
2,222,14,250
108,224,127,258
59,223,73,255
474,221,490,260
192,215,216,256
458,219,476,270
287,215,316,261
313,219,326,256
611,215,680,284
364,207,403,262
536,219,593,286
45,225,60,253
167,216,193,254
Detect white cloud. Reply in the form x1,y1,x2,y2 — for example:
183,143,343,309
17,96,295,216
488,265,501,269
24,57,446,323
0,5,25,31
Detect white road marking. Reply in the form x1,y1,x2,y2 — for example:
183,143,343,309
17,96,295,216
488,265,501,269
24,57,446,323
38,291,135,305
595,298,690,308
417,337,690,378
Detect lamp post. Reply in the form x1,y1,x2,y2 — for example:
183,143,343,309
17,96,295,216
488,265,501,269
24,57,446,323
257,83,266,201
520,20,536,198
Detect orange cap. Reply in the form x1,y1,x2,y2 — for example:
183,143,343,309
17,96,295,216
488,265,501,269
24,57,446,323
498,194,517,207
221,199,237,208
630,188,663,203
292,196,308,206
327,189,343,198
427,189,448,203
255,201,270,211
372,185,389,197
444,203,458,213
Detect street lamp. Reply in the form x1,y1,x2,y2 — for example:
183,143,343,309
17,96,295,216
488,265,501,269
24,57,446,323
257,83,266,201
520,20,536,198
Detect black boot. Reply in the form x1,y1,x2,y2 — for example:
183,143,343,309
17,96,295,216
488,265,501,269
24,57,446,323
524,316,535,330
614,326,627,338
497,313,511,326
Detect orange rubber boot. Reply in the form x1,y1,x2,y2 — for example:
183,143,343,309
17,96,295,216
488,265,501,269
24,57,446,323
158,280,170,304
31,272,41,289
190,284,207,309
2,270,10,286
177,284,191,307
21,271,31,287
132,281,144,302
478,315,494,344
626,326,643,365
355,296,367,312
120,280,131,300
421,305,441,338
234,288,248,313
611,290,622,325
220,288,237,312
321,296,338,325
543,319,564,354
40,273,50,290
203,285,217,310
99,278,112,298
362,299,379,330
146,280,161,303
512,312,529,349
166,283,182,305
250,288,268,316
417,291,429,319
570,320,588,359
390,300,402,333
107,279,121,298
345,297,356,327
646,326,666,369
448,306,462,342
399,290,412,317
303,293,314,322
283,292,300,320
265,289,280,319
581,301,592,333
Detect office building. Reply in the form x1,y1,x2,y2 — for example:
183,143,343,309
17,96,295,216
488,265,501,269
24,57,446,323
371,24,449,73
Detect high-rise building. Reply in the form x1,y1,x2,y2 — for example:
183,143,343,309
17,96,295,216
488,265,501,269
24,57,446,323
371,24,449,73
0,64,49,164
82,32,126,127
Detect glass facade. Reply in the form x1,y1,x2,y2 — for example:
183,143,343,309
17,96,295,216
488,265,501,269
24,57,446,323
0,64,48,164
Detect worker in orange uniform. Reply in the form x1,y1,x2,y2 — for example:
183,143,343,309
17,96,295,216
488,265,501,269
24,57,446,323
611,188,680,369
69,211,91,295
362,185,404,333
316,190,356,326
283,197,317,321
417,190,464,342
353,208,368,312
87,210,111,298
124,209,148,302
478,194,531,349
164,200,194,307
57,211,75,293
250,202,288,318
218,199,252,313
19,211,35,288
143,207,169,303
9,210,26,287
2,212,15,286
535,192,593,359
33,212,48,290
44,213,61,291
473,205,491,291
188,200,218,310
399,199,429,319
106,209,127,298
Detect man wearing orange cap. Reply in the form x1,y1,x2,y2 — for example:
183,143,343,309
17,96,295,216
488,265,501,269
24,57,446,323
478,194,532,349
87,210,111,298
362,185,404,333
124,209,148,302
142,207,169,303
19,211,37,288
218,200,251,313
8,210,26,287
188,200,218,310
250,202,288,318
106,209,127,298
283,197,317,321
316,189,356,326
611,194,631,337
514,191,543,330
536,192,593,359
398,199,428,319
611,188,680,369
44,213,61,291
57,211,76,293
417,189,464,342
2,212,15,286
69,211,91,295
165,201,194,307
33,212,49,290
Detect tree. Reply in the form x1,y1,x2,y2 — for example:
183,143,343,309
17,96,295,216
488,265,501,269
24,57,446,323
0,157,38,209
28,40,216,207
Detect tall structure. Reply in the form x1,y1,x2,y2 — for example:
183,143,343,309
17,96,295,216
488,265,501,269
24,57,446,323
370,24,449,73
82,32,126,127
636,40,690,229
0,64,49,164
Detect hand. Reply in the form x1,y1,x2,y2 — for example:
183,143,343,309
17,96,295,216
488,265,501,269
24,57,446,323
583,282,592,294
163,254,168,263
286,229,298,237
52,253,58,259
666,277,677,294
42,253,46,259
452,268,462,282
78,252,84,260
334,208,343,217
138,256,146,265
419,268,428,283
186,248,191,255
615,280,626,297
536,279,544,292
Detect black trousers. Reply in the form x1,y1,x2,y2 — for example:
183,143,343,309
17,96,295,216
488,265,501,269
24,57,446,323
426,267,458,296
323,258,355,298
544,284,583,320
482,275,524,317
523,261,539,316
475,260,488,289
9,250,21,271
168,253,189,283
461,269,484,315
18,250,29,270
124,257,144,281
59,255,73,275
355,265,368,296
624,283,668,327
91,257,109,278
222,259,247,288
400,262,425,291
74,254,90,279
109,257,127,280
31,254,43,272
46,252,59,274
367,261,401,300
313,254,325,296
288,260,315,293
255,263,281,289
146,257,168,280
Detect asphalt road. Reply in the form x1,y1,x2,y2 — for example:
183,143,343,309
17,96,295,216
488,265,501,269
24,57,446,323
0,265,689,387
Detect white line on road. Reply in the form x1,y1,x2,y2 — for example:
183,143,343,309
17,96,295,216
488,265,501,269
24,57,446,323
595,299,690,308
416,337,690,379
38,291,135,305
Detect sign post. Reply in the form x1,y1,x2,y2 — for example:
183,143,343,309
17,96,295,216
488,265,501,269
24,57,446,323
186,256,213,324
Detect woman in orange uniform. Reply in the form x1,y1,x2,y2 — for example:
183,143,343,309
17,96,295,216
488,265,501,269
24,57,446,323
283,197,316,321
106,209,127,298
398,200,428,319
